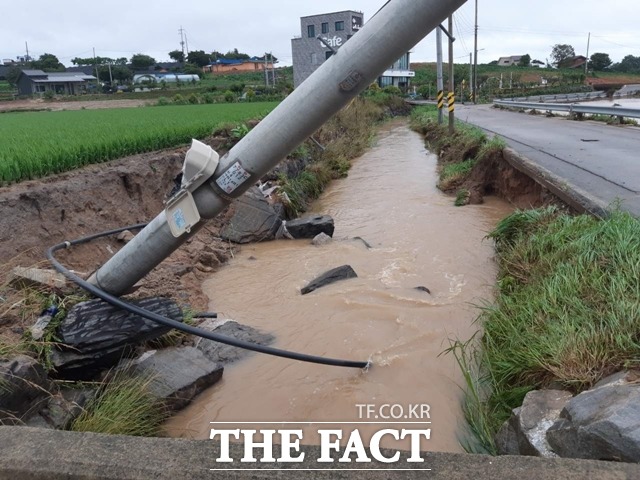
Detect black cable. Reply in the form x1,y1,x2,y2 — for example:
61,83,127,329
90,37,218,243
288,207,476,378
46,224,369,369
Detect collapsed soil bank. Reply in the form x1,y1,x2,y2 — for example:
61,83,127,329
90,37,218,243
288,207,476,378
0,137,232,324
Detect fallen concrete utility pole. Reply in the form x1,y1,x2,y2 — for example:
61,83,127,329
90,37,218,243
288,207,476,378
89,0,468,295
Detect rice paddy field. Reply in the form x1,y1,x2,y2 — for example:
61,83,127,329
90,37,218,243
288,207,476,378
0,102,278,184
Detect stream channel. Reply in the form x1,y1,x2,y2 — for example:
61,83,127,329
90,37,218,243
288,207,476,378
164,120,513,453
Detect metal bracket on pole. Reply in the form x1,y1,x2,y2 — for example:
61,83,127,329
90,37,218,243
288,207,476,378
165,140,220,238
439,24,455,42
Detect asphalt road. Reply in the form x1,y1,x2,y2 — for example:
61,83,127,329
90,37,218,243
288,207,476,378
456,104,640,216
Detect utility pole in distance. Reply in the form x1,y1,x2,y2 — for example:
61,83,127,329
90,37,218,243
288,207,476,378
448,15,455,133
93,47,100,93
436,27,444,124
585,32,591,76
473,0,478,103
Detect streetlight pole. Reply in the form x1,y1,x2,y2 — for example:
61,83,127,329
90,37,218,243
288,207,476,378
473,0,478,103
448,15,455,133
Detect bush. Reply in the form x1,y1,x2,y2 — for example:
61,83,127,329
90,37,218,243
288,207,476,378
229,83,245,94
156,96,171,106
382,85,402,96
188,93,200,104
172,93,187,105
224,90,235,102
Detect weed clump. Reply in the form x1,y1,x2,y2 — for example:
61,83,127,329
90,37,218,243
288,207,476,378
455,207,640,452
71,368,167,436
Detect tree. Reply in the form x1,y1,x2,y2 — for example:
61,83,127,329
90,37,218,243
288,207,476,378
518,54,531,67
168,50,185,63
71,56,114,66
551,44,575,67
589,53,612,71
6,66,21,86
31,53,65,72
186,50,210,67
130,54,156,71
223,48,250,60
182,63,204,78
111,65,133,83
614,55,640,73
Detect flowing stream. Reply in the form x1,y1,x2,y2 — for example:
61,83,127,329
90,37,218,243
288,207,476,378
164,120,513,452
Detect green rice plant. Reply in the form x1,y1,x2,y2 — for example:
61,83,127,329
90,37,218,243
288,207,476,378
0,102,278,184
71,368,167,436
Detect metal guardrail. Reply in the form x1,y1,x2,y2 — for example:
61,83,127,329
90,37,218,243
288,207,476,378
494,99,640,119
501,92,607,103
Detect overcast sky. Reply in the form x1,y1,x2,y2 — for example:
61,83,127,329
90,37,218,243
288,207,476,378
2,1,638,67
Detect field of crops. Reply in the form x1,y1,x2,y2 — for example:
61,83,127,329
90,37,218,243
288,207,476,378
0,102,278,184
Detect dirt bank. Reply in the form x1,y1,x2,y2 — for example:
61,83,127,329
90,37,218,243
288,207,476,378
0,134,235,343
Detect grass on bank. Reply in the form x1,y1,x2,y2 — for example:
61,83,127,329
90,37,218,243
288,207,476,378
410,105,505,197
456,206,640,453
71,368,168,436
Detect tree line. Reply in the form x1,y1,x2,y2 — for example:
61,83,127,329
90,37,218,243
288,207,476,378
3,48,277,86
549,44,639,72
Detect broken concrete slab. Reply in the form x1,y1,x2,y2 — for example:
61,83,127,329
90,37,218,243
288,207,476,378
285,215,335,239
9,267,67,290
219,187,282,244
195,319,274,365
123,347,223,411
301,265,358,295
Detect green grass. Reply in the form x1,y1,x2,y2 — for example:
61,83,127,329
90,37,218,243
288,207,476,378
71,368,167,436
459,207,640,451
439,159,476,190
410,105,492,194
0,102,278,184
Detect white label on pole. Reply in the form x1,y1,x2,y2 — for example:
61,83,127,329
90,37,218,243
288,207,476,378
216,161,251,194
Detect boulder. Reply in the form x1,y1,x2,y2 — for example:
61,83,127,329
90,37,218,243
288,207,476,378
285,215,335,239
122,347,223,412
220,187,282,244
116,230,136,243
301,265,357,295
51,297,182,380
26,389,94,430
547,371,640,462
311,232,332,246
0,355,53,424
195,319,274,365
495,389,573,457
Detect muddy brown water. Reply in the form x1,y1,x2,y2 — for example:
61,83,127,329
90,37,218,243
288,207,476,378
164,121,513,452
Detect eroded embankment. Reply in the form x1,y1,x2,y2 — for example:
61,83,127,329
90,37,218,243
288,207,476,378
409,107,563,209
0,95,409,435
